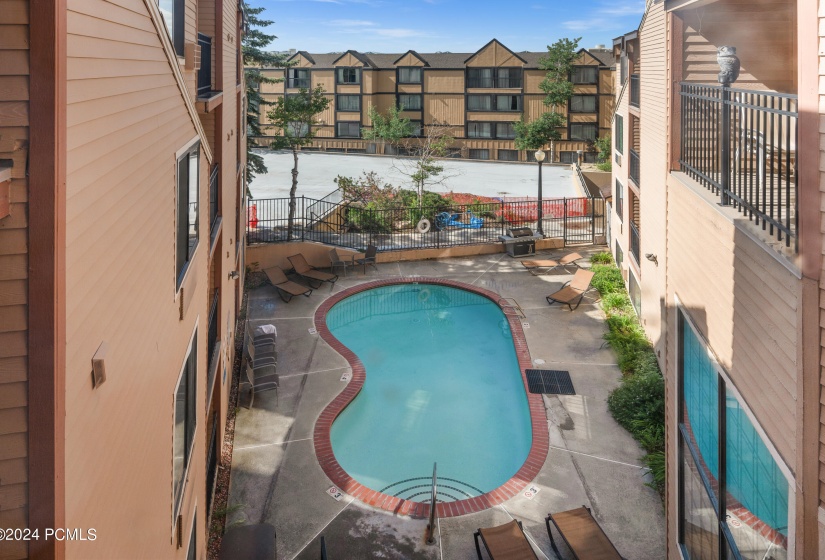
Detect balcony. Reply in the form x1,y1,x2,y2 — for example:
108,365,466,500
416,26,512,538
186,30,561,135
630,220,640,265
209,164,220,231
629,148,640,187
630,74,639,108
679,82,798,250
196,33,223,112
287,78,310,89
466,77,522,89
207,288,220,399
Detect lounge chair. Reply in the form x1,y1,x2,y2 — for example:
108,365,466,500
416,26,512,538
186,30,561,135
288,253,338,288
246,322,277,346
545,506,624,560
353,244,378,273
474,519,539,560
329,248,351,277
545,269,595,311
241,334,278,409
242,361,279,409
263,266,313,302
520,252,583,275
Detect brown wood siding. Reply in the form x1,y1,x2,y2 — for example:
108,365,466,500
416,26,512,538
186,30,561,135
0,2,28,557
424,94,464,125
466,41,523,67
679,0,796,93
423,70,463,93
61,0,228,556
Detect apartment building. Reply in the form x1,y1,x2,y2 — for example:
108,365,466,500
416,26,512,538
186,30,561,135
252,39,615,163
611,0,821,558
0,0,246,558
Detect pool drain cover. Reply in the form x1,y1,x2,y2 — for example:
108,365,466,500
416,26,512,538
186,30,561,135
525,369,575,395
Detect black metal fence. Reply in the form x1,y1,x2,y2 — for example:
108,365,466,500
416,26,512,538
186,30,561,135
679,82,798,250
630,74,640,108
206,288,219,396
197,33,212,96
630,220,640,265
209,164,219,232
247,196,605,251
630,148,640,187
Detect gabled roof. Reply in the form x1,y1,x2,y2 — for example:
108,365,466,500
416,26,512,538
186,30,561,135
392,50,430,67
332,49,375,67
464,38,527,65
287,50,315,65
580,47,616,68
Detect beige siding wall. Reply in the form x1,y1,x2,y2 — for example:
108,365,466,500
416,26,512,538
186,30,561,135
424,70,463,93
0,1,28,559
64,0,211,557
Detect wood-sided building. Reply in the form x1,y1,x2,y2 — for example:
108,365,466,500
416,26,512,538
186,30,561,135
253,39,615,163
0,0,246,558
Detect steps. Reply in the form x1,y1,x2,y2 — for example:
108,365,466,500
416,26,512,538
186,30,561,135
379,476,484,503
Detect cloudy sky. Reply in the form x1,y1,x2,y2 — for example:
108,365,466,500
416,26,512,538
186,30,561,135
248,0,645,54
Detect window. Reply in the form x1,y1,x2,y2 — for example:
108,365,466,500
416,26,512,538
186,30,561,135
467,68,494,88
571,66,598,84
583,152,598,163
407,121,422,137
336,122,360,138
469,149,489,160
496,122,516,139
398,67,422,84
286,121,308,138
570,123,598,141
615,179,623,222
497,149,518,161
398,94,422,111
496,95,521,111
570,95,597,113
336,68,360,84
287,68,310,89
559,152,577,164
620,55,628,85
176,143,199,288
337,95,360,112
173,330,197,516
614,240,623,268
628,272,641,315
467,95,492,111
158,0,184,55
467,122,492,138
615,115,624,154
466,68,522,88
186,512,196,560
678,312,791,560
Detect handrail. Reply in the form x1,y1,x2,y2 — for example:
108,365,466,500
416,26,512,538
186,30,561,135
426,462,438,544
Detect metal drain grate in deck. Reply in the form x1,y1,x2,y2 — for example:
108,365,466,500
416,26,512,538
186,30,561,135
525,369,575,395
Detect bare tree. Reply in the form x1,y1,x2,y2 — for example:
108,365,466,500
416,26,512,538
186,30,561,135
392,122,461,208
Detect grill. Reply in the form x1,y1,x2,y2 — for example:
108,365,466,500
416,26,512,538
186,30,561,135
499,227,540,257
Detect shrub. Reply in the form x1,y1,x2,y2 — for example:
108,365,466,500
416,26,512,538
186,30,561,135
590,251,613,265
596,162,612,172
591,264,625,295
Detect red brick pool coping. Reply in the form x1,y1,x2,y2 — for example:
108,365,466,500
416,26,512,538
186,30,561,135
312,277,549,519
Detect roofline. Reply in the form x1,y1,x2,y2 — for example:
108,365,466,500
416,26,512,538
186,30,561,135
287,50,315,65
463,38,527,65
392,49,430,67
332,49,374,67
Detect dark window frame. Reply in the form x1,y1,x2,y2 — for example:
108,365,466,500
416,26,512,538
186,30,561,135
158,0,185,56
495,122,516,139
616,115,624,154
569,94,598,113
336,121,361,138
466,122,494,139
615,179,624,222
397,93,422,111
173,328,198,519
336,94,361,112
569,123,598,141
336,67,361,85
398,67,423,84
468,149,490,160
571,65,598,84
466,67,523,89
407,120,423,137
497,149,518,161
176,142,200,290
287,68,311,89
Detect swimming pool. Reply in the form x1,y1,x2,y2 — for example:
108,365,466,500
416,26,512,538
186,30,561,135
313,279,547,516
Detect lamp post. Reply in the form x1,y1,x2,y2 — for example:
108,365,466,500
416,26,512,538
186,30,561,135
534,149,545,236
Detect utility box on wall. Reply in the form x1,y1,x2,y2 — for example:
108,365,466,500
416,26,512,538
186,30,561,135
0,160,12,220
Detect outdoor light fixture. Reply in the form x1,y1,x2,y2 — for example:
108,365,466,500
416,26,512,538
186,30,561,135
229,270,240,280
534,150,546,236
645,253,658,266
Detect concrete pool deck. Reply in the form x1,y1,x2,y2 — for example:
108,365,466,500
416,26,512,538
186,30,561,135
223,247,665,559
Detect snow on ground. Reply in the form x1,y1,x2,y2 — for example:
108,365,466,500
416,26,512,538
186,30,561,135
248,150,582,201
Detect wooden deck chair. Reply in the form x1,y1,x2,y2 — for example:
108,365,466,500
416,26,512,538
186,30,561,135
545,269,596,311
520,252,583,275
545,506,624,560
353,244,378,273
263,266,313,302
473,519,539,560
288,253,338,288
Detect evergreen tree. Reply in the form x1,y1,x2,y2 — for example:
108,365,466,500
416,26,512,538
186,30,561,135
242,3,286,186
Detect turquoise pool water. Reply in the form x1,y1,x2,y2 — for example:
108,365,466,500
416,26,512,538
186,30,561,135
326,284,532,502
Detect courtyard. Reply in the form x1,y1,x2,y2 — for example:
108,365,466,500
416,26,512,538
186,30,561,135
221,246,665,559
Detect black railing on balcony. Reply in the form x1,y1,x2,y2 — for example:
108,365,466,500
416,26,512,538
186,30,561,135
679,82,798,250
207,288,219,393
288,78,310,89
629,148,640,187
209,164,220,232
630,220,640,264
206,411,219,514
197,33,212,96
630,74,640,108
466,77,522,89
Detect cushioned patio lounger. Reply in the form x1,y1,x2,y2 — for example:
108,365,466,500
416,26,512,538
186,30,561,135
474,519,539,560
520,252,583,275
545,269,595,311
288,253,338,288
545,506,624,560
263,266,313,302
